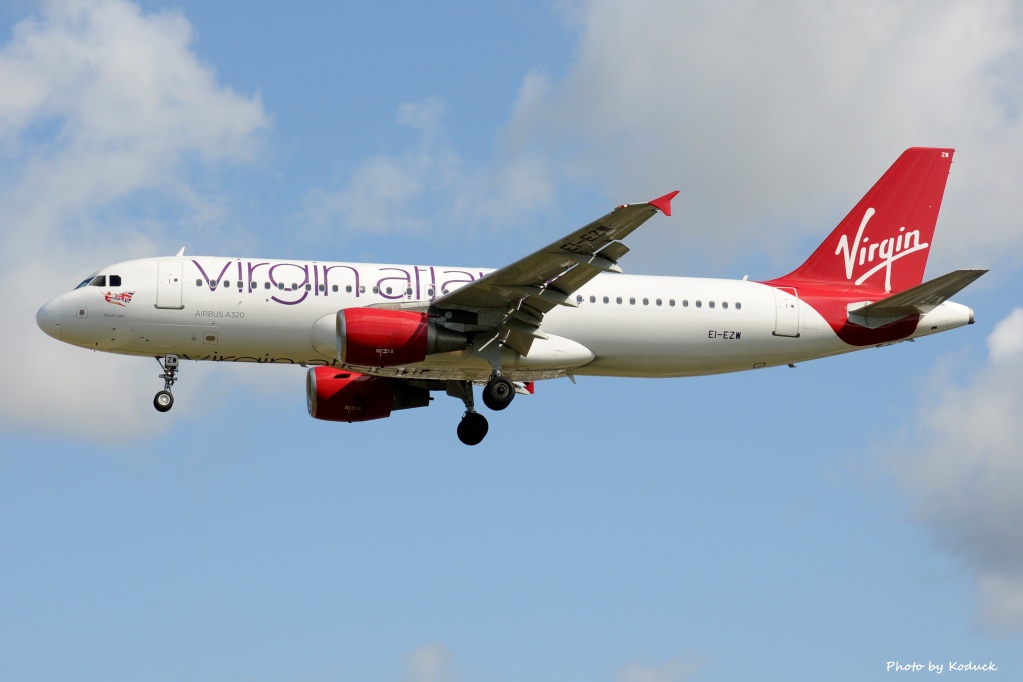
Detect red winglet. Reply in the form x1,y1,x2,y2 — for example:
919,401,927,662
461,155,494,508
648,190,679,216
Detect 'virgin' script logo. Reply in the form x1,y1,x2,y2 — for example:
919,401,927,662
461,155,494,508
835,208,929,291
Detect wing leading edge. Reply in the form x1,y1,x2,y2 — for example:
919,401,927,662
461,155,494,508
429,191,679,357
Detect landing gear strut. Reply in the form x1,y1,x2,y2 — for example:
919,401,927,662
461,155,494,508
154,354,179,413
482,374,515,411
449,380,489,445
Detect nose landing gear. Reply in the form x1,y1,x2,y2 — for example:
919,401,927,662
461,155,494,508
154,354,179,413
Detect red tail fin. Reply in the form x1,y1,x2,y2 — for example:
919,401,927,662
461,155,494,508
777,148,954,293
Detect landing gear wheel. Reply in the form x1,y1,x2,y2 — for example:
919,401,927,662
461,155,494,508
457,412,489,445
154,354,179,413
154,390,174,412
482,376,515,411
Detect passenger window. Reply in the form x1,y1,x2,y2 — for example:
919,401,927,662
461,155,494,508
696,300,702,308
225,280,232,288
345,285,351,293
373,286,379,294
264,282,270,290
109,275,122,287
319,284,325,292
669,299,675,307
250,282,257,290
196,279,202,287
722,301,728,309
305,284,312,291
656,298,662,306
736,302,742,310
603,296,609,304
428,288,435,297
642,298,648,305
577,295,583,303
211,280,218,288
332,285,338,292
616,297,622,304
629,297,636,305
278,283,284,290
359,285,366,294
292,283,298,290
590,295,596,303
709,301,715,309
90,276,106,287
407,287,413,295
386,287,392,294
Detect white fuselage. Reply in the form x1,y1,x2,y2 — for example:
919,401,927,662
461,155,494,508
37,256,974,382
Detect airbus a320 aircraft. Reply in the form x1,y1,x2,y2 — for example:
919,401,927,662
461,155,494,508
37,148,984,444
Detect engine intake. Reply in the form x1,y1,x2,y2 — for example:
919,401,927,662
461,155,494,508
337,308,466,367
306,366,430,422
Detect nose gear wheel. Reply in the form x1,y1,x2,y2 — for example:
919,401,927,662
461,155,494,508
153,354,179,413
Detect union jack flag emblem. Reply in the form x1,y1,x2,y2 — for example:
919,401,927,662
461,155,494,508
104,290,135,306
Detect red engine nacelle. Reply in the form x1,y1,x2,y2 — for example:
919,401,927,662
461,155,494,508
306,366,431,422
338,308,465,367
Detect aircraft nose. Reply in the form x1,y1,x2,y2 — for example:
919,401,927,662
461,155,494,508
36,296,62,340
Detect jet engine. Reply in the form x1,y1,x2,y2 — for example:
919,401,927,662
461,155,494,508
337,308,466,367
306,366,430,422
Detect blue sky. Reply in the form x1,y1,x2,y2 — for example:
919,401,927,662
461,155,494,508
2,1,1023,680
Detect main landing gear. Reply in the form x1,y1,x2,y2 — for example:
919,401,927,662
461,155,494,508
153,354,179,413
457,411,489,446
450,374,516,445
450,380,488,446
481,374,515,411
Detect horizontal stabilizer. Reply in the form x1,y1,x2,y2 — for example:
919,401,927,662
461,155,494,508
847,269,987,328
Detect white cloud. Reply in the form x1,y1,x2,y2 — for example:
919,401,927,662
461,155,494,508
616,653,710,682
887,307,1023,631
304,2,1023,276
401,643,459,682
395,643,709,682
302,96,554,239
507,0,1023,271
986,307,1023,363
0,0,267,440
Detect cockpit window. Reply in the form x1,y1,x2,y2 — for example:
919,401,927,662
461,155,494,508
109,275,122,287
89,275,106,287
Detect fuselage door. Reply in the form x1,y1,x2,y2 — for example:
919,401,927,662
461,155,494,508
772,287,800,337
156,261,184,310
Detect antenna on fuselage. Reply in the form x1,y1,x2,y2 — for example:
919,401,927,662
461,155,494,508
175,247,185,257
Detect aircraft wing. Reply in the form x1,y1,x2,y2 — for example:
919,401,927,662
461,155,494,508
428,191,679,356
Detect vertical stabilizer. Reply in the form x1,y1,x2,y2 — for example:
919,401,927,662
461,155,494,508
778,148,953,293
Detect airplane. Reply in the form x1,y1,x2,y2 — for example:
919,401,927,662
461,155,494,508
36,147,985,445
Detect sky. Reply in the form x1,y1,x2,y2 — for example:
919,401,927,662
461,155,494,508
2,1,1023,680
